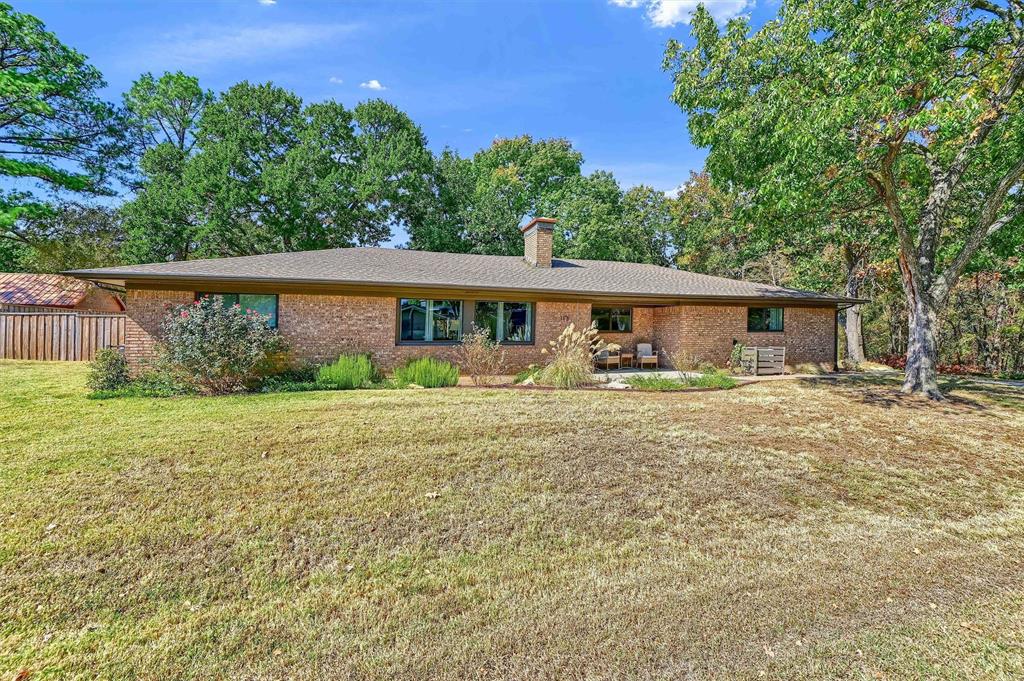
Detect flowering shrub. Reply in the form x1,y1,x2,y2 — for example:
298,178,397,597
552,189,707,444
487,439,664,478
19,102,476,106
161,295,286,394
538,322,618,389
457,325,507,386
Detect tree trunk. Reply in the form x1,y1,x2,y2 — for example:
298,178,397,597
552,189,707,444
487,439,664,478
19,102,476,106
844,304,865,365
841,243,866,365
902,296,943,399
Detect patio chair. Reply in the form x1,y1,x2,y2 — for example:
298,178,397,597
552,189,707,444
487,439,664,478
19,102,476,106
636,343,658,370
595,349,621,371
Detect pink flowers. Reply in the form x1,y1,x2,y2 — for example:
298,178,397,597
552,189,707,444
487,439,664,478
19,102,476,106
180,311,189,318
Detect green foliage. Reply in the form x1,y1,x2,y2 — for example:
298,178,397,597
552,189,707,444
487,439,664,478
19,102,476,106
513,364,542,384
626,371,737,391
393,357,459,388
123,71,212,158
407,136,584,255
729,343,747,373
316,354,379,390
86,348,129,392
122,81,435,258
11,203,124,272
624,375,685,391
87,369,187,399
0,3,122,233
663,0,1024,396
684,370,738,389
120,143,198,263
160,295,286,394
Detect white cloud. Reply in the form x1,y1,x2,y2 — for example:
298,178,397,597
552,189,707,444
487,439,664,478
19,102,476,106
610,0,752,27
257,0,277,5
328,76,344,84
151,22,359,66
359,79,386,91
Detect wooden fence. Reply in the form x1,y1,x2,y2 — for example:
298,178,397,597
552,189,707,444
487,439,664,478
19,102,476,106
0,312,126,361
740,346,786,375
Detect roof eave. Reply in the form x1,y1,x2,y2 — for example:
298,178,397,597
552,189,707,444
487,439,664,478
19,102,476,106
66,269,866,307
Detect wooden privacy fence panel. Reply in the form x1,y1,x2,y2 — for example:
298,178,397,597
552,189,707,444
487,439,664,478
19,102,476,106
740,346,786,376
0,312,126,361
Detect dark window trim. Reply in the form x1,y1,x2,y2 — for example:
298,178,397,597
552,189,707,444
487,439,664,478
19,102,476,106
471,300,536,346
746,306,784,333
195,291,279,328
395,298,466,345
395,298,536,346
591,306,633,333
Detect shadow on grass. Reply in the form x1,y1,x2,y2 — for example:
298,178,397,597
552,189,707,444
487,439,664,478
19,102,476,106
794,373,1024,413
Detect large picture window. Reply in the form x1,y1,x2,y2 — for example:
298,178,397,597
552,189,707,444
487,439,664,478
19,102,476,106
592,307,632,332
399,299,463,342
747,307,784,332
196,292,278,327
474,301,534,343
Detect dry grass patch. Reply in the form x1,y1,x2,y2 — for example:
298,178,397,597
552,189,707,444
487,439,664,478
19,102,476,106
1,362,1023,679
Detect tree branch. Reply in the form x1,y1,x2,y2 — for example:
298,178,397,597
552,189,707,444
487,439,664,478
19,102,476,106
931,156,1024,303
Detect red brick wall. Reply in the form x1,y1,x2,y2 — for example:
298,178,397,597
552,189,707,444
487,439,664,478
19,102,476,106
277,294,589,371
123,288,192,366
653,304,836,369
598,306,654,355
123,287,835,372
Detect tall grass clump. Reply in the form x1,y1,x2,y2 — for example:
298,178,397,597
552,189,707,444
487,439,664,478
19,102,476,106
394,357,459,388
538,322,618,389
316,354,379,389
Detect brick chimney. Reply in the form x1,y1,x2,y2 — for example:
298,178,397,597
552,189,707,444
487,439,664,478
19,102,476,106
521,217,556,267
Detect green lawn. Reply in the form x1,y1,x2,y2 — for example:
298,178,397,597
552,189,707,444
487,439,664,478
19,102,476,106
2,361,1024,679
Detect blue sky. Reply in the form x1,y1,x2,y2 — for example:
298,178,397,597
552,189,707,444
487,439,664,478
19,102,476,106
22,0,775,219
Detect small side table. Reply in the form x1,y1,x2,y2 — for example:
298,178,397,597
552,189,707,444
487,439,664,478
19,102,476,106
620,352,634,368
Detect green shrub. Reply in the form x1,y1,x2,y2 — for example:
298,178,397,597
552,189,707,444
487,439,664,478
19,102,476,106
258,378,324,393
87,369,189,399
161,295,286,394
625,370,737,392
684,370,737,389
316,354,379,389
393,357,459,388
514,364,542,384
625,375,686,391
86,348,130,392
729,343,749,374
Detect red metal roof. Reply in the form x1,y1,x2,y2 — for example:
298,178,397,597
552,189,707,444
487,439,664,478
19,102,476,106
0,273,94,308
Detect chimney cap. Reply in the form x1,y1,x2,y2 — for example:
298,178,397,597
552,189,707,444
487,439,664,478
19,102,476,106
521,217,557,233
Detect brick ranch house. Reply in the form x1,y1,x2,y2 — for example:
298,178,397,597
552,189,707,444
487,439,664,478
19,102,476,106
69,218,860,372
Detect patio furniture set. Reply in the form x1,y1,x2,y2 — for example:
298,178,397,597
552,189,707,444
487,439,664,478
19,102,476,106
596,343,660,370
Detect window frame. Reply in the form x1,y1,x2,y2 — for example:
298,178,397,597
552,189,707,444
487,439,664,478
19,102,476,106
395,298,536,346
396,298,465,345
472,300,535,345
591,307,633,333
746,306,784,333
195,292,279,328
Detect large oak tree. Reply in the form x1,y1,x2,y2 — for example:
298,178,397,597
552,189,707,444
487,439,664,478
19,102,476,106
664,0,1024,398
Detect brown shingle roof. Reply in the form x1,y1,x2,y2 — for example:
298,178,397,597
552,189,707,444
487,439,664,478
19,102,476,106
0,273,93,308
68,248,859,305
